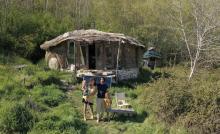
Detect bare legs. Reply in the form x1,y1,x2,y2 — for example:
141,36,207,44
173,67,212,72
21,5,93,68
83,103,87,121
89,105,94,119
106,111,109,121
83,103,94,121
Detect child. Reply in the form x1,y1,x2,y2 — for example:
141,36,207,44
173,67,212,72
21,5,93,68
104,92,112,121
82,79,95,121
82,80,89,100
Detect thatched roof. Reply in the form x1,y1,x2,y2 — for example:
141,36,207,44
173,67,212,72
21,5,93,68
40,29,145,50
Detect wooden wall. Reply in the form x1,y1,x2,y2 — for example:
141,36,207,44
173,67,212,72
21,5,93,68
96,43,140,69
120,45,139,69
48,41,143,70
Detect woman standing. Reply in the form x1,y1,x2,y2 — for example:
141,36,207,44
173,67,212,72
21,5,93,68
82,78,96,121
96,77,108,123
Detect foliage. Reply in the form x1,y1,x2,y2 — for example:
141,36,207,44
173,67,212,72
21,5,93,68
140,67,220,134
0,64,80,134
0,83,28,101
0,102,35,134
0,59,219,134
31,103,87,134
0,8,74,63
31,85,66,107
0,0,198,65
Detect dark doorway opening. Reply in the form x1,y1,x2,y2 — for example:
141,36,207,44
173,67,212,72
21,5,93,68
89,45,96,69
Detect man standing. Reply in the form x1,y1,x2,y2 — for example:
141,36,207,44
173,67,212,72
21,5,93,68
96,77,108,123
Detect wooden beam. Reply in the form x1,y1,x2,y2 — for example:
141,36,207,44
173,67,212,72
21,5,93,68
116,40,121,82
102,45,105,69
78,44,81,69
74,41,77,76
86,45,89,69
95,44,98,69
79,45,85,66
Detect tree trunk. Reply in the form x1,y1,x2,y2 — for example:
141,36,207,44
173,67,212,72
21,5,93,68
55,0,58,17
45,0,48,12
3,0,8,32
189,47,200,80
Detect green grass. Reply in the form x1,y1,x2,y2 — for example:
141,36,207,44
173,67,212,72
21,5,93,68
0,101,35,134
0,63,85,134
0,62,219,134
0,54,31,65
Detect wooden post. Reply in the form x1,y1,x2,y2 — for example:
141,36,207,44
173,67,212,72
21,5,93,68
78,43,81,70
86,45,89,69
103,45,106,69
116,40,121,82
74,41,77,76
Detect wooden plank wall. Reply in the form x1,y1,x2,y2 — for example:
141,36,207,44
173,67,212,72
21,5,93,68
49,42,142,70
95,44,139,69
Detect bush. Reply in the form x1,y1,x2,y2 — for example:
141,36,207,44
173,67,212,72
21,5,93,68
150,80,193,123
0,82,28,101
32,103,87,134
21,65,75,87
140,67,220,134
31,85,66,107
0,102,34,134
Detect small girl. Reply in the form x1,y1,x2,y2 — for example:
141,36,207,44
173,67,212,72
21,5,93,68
104,92,112,121
82,79,96,121
82,80,89,99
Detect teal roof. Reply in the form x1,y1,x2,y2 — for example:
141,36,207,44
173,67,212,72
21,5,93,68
143,50,161,59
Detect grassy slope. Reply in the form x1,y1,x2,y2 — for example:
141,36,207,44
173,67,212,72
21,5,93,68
0,57,219,134
68,89,171,134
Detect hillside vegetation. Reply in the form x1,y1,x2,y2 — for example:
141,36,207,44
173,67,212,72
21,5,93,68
0,58,219,134
1,0,216,65
0,0,219,133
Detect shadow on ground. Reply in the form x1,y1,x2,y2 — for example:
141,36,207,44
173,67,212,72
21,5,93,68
109,111,148,123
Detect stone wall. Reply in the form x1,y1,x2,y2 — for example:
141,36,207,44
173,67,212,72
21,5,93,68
117,68,139,80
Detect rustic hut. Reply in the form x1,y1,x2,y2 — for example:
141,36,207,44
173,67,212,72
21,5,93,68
40,29,145,81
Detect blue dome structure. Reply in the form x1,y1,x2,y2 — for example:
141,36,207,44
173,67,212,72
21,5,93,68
143,50,161,59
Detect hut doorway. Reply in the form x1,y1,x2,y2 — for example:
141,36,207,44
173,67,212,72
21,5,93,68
89,45,96,69
67,42,75,64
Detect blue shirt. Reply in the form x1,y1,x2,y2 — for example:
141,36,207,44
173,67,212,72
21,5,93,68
97,83,108,98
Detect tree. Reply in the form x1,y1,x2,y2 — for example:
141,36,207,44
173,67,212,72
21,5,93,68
171,0,220,80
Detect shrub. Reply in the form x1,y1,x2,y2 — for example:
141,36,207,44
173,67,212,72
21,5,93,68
31,85,66,107
40,76,63,86
0,82,28,101
139,67,220,134
0,102,34,134
32,103,87,134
